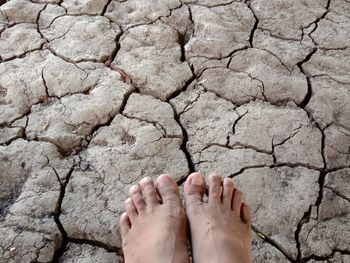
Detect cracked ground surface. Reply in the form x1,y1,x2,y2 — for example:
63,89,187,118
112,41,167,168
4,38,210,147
0,0,349,262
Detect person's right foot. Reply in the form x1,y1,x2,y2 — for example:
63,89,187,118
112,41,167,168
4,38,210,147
120,175,190,263
184,172,253,263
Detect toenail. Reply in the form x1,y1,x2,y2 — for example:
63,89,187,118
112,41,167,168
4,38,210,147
140,176,152,185
190,175,204,186
209,172,218,177
224,178,233,184
129,185,139,194
157,175,172,188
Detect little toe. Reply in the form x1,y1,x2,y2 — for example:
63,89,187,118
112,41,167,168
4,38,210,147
241,202,253,225
208,173,222,204
222,177,234,207
184,172,205,209
119,212,131,239
129,185,146,213
155,174,182,205
232,188,243,217
140,177,159,207
124,198,137,224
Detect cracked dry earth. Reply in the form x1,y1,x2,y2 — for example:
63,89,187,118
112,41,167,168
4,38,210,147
0,0,350,262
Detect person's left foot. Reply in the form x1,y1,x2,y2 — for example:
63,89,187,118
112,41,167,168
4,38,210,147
184,172,253,263
119,175,190,263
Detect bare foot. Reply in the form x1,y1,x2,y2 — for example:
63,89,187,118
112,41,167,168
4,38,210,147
119,175,190,263
184,172,253,263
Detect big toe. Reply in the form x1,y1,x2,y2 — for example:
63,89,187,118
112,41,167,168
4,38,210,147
155,174,182,205
184,172,205,209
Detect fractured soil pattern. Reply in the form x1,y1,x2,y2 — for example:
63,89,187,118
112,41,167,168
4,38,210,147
0,0,349,262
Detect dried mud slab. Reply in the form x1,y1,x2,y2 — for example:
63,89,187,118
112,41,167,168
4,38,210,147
232,101,323,169
114,21,192,100
253,28,315,70
171,86,274,175
1,166,69,263
188,56,230,77
172,87,321,175
330,0,350,20
41,57,128,97
303,49,350,84
0,140,71,223
0,51,48,125
299,170,350,258
1,52,132,142
228,48,308,105
0,140,64,216
60,169,125,249
186,3,254,59
38,4,66,29
0,140,72,263
306,76,350,129
61,114,188,247
171,85,239,153
324,125,350,169
324,168,350,199
123,93,182,137
0,0,44,24
160,5,193,39
2,168,62,232
250,0,327,39
310,8,350,49
26,62,132,154
198,67,265,105
235,167,320,260
105,0,181,29
0,23,45,61
252,237,290,263
0,127,23,145
195,145,274,177
59,243,122,263
42,15,120,62
0,227,58,263
311,12,350,49
184,2,254,74
62,0,109,15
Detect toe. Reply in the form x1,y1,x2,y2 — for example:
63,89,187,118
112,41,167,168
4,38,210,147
140,177,159,207
208,173,222,204
222,177,234,207
232,188,243,216
124,198,137,224
184,172,205,208
241,203,253,225
119,212,131,239
129,185,146,212
155,174,182,205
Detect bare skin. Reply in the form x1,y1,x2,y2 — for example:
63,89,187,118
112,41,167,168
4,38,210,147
119,175,190,263
119,172,253,263
184,172,253,263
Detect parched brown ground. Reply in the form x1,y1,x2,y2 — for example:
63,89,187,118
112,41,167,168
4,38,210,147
0,0,349,262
